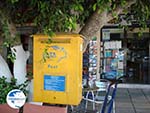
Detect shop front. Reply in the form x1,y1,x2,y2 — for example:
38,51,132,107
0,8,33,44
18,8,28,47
100,26,150,84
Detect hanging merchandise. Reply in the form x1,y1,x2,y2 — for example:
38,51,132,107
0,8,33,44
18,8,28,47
102,41,125,80
88,37,98,79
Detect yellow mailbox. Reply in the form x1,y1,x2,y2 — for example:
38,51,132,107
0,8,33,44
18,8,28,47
33,33,83,105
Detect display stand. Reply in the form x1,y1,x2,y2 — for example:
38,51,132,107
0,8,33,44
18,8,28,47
100,28,125,80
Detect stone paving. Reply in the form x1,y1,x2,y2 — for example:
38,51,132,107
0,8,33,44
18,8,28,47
115,88,150,113
68,86,150,113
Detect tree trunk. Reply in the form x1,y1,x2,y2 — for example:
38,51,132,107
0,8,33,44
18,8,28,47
79,9,108,51
0,55,12,82
79,1,136,51
0,14,30,85
11,45,30,85
7,21,30,85
7,20,31,85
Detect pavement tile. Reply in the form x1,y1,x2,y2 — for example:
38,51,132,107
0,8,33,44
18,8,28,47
136,108,150,113
134,103,150,109
115,88,150,113
115,102,133,108
142,89,150,103
116,108,135,113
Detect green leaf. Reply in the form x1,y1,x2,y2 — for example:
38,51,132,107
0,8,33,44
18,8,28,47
93,4,97,11
3,42,9,47
11,0,19,4
121,0,127,7
78,5,84,11
112,4,116,10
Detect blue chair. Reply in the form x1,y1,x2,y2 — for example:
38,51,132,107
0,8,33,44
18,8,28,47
100,82,118,113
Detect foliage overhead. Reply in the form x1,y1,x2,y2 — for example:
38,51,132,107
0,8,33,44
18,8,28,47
0,0,150,41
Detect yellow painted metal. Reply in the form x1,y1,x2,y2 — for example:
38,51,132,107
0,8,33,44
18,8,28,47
33,33,83,105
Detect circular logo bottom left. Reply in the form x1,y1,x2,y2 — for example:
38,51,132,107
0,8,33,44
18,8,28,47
6,89,26,109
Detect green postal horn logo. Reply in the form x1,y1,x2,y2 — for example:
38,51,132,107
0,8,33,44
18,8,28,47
43,45,67,63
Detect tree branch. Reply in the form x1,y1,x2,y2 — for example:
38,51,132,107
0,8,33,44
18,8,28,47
107,0,136,21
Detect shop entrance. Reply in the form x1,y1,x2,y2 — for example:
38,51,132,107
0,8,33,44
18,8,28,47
126,33,150,84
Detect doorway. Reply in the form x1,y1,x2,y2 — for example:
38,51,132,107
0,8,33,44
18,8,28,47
126,32,150,84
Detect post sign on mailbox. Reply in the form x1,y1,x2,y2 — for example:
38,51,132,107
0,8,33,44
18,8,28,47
33,33,83,105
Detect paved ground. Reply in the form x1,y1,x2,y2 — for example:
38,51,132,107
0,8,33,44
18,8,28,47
70,86,150,113
116,88,150,113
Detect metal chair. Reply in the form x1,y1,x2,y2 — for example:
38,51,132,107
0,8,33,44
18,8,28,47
82,79,110,111
100,82,118,113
